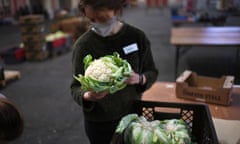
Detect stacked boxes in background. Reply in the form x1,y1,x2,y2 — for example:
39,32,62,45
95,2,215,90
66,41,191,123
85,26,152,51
19,15,48,61
45,31,72,57
49,16,89,41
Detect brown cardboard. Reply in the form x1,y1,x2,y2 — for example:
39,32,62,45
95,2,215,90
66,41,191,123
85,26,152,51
20,24,45,34
19,15,44,24
25,50,48,61
22,33,45,43
176,70,234,105
24,42,47,52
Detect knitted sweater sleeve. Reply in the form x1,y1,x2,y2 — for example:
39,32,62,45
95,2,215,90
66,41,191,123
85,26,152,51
138,32,158,92
70,38,95,111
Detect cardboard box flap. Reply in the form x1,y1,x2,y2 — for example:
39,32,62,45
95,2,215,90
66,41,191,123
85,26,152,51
223,76,234,88
176,70,192,82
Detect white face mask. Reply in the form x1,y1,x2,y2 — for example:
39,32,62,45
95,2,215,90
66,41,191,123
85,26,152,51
91,16,118,37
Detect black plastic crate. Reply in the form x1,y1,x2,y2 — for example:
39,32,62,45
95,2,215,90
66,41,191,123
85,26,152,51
126,100,219,144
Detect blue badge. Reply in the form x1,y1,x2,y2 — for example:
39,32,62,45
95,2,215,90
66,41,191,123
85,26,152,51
123,43,139,55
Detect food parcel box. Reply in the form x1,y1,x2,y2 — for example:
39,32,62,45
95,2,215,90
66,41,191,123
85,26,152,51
176,70,234,105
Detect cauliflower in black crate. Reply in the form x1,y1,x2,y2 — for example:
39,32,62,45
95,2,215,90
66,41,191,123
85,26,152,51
111,114,192,144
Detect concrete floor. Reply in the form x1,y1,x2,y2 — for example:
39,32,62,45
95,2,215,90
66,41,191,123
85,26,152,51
0,3,239,144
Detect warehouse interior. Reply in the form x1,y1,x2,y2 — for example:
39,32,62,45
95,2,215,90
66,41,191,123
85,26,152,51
0,0,240,143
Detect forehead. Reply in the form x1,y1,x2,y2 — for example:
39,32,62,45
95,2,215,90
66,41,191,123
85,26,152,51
84,6,113,15
84,5,115,22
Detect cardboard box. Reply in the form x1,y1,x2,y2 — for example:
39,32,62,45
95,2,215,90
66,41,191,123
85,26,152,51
24,42,47,52
22,34,45,43
19,15,44,24
49,21,61,33
0,70,21,87
20,24,45,34
176,70,234,105
25,50,48,61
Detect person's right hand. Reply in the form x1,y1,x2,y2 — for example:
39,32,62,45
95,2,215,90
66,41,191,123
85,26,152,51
83,91,108,101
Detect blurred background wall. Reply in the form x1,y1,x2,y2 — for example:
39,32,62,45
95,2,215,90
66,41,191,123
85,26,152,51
0,0,81,22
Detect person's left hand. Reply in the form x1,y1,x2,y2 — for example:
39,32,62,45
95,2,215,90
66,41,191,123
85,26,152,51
125,71,140,85
83,91,108,101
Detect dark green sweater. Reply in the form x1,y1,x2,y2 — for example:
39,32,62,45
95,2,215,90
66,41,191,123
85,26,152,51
71,22,158,122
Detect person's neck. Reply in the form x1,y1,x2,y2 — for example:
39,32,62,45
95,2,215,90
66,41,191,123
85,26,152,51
111,21,123,35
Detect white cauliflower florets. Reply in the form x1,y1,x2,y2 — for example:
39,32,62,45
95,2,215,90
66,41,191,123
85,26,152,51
84,59,112,82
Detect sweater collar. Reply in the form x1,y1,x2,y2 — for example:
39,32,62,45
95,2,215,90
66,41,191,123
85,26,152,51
90,22,128,40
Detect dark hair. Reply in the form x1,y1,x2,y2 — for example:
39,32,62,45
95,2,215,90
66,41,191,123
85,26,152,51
78,0,127,13
0,98,24,141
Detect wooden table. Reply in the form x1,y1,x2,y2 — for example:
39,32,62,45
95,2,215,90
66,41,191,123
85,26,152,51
170,27,240,78
142,82,240,120
171,15,211,27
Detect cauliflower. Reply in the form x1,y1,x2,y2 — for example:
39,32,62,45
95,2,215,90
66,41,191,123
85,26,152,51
74,52,132,94
84,59,113,82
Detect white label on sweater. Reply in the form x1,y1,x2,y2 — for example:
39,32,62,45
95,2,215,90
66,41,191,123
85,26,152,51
123,43,138,55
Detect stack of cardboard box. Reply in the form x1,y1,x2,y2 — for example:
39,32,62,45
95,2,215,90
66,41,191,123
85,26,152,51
49,16,89,41
127,0,138,7
19,15,48,61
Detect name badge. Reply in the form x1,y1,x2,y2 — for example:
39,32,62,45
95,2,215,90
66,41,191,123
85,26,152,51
123,43,138,55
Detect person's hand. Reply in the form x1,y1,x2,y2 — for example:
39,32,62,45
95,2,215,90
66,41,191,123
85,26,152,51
126,71,146,85
83,91,108,101
126,71,140,85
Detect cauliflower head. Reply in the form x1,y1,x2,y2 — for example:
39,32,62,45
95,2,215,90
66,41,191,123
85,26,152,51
84,59,113,82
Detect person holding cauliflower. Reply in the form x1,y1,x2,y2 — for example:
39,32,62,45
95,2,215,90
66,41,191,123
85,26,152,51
70,0,158,143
